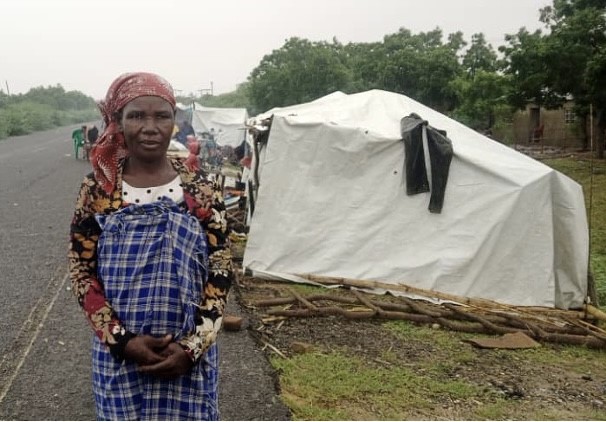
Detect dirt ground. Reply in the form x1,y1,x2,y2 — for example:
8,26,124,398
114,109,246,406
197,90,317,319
230,266,606,420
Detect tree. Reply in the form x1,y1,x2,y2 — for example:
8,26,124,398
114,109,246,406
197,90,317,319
499,28,564,111
462,33,498,78
541,0,606,157
377,28,464,112
501,0,606,157
451,33,509,132
248,37,352,113
195,82,253,112
341,41,386,92
21,85,96,110
450,70,510,132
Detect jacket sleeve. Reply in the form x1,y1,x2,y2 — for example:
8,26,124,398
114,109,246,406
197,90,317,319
68,175,134,360
179,172,233,361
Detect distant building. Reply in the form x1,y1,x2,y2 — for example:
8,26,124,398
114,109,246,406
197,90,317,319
512,100,588,148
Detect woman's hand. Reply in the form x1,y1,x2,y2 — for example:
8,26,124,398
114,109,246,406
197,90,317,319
137,342,194,379
123,334,173,366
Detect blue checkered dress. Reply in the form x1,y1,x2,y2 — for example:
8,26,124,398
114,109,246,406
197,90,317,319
93,198,218,421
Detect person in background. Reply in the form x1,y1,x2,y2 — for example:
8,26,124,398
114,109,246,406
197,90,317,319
83,124,100,161
72,125,87,159
68,72,233,420
176,119,195,145
184,134,201,171
88,124,99,144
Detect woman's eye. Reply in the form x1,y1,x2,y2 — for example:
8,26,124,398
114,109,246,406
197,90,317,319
127,112,144,120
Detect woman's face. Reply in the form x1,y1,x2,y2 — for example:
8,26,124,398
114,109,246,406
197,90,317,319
120,96,175,162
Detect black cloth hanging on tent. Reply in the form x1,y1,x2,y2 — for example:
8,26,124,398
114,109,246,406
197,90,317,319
400,113,453,214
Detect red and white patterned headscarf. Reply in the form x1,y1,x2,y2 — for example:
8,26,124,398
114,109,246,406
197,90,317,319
90,72,176,194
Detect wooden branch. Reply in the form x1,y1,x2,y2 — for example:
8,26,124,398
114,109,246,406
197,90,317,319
250,293,588,335
260,339,287,359
287,287,319,312
244,277,606,349
295,273,592,320
443,303,518,335
586,305,606,322
352,290,384,316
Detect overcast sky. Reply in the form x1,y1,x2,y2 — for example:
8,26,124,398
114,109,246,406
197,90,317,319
1,0,550,100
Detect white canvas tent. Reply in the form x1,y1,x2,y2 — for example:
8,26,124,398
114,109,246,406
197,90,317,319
190,104,248,148
243,89,589,310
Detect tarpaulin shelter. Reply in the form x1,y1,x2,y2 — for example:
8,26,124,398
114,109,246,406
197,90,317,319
189,104,248,148
243,89,589,310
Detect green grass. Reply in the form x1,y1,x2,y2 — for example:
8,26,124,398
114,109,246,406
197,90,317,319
512,343,606,374
271,351,488,420
270,322,606,420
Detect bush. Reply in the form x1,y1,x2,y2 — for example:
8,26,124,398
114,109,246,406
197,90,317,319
0,102,99,140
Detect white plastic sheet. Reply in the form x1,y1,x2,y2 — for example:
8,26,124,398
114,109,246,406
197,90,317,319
243,90,588,309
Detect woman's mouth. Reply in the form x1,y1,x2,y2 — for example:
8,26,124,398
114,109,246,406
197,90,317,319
140,140,161,148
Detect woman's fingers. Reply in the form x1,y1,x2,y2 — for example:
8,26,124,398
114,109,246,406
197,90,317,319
138,343,193,378
124,334,173,365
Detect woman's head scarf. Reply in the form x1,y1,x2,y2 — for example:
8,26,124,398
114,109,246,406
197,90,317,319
90,72,176,194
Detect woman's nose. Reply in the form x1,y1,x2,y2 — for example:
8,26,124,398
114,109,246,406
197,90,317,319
141,116,159,131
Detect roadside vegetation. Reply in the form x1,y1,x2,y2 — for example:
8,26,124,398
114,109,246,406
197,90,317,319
0,85,99,140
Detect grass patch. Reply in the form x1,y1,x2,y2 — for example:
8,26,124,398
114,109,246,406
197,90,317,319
513,344,606,374
271,351,487,420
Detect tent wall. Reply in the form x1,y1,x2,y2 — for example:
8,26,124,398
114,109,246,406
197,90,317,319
191,105,248,148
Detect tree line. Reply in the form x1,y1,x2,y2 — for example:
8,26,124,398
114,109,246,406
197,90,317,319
196,0,606,158
0,84,99,139
4,0,604,158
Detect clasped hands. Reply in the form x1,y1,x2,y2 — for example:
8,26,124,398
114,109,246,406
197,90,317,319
123,334,193,379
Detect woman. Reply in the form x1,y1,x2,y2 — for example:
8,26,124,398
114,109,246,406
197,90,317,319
68,72,233,420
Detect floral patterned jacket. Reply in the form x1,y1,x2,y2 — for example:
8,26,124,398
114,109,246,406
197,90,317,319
68,157,233,362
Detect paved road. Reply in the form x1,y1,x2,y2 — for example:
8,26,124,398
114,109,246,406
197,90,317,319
0,125,290,420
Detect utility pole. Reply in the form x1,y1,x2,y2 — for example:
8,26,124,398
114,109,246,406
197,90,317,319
198,81,214,97
5,80,10,96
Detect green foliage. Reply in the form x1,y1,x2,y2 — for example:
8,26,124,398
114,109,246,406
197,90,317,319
0,85,98,140
269,312,606,420
363,28,465,112
19,84,96,110
450,70,511,131
499,28,564,110
247,29,471,115
501,0,606,156
538,0,606,108
462,33,498,77
248,37,352,113
199,83,253,111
